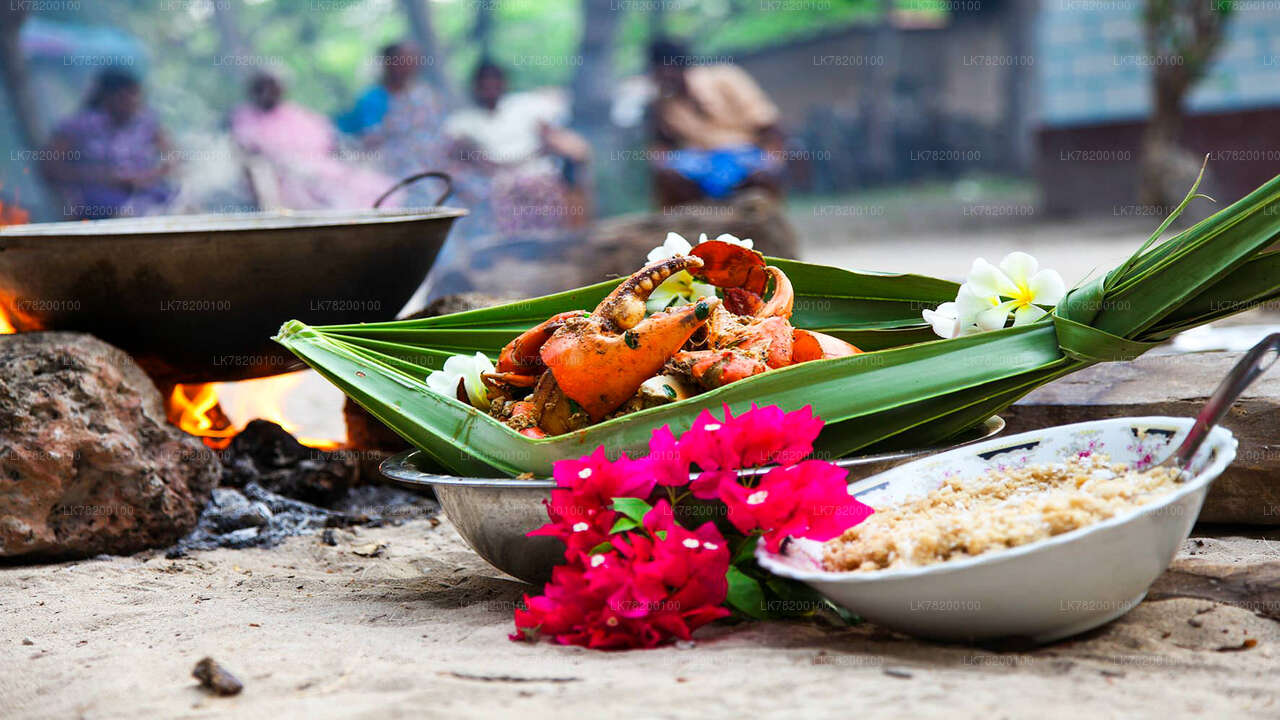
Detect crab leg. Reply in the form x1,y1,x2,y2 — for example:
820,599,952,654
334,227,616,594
757,266,794,319
791,329,861,362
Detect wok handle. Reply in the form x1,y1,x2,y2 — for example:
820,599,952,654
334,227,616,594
373,171,454,209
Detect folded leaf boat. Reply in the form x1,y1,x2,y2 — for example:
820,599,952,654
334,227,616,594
276,173,1280,477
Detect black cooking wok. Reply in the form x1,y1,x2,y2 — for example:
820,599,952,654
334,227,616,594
0,174,464,384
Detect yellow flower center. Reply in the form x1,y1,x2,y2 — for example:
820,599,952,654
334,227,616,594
1010,282,1035,308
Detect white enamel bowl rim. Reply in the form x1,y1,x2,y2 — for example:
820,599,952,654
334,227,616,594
757,416,1237,583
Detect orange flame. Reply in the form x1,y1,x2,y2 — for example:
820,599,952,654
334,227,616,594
169,384,238,449
0,188,29,228
0,190,30,333
0,291,37,335
168,373,344,450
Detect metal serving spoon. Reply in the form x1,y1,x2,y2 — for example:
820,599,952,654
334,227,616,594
1160,332,1280,480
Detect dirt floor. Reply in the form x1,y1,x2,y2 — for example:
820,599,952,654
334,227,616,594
790,206,1154,284
2,516,1279,719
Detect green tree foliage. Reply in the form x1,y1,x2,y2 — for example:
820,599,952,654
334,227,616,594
29,0,940,133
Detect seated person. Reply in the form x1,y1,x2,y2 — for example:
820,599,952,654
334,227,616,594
443,60,591,236
231,72,396,209
43,70,175,219
646,39,785,208
335,42,451,207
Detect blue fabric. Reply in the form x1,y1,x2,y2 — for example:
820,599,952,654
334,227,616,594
334,86,389,135
662,145,770,199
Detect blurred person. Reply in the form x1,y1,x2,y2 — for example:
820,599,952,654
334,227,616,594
647,38,784,208
44,69,175,219
444,60,591,237
335,41,451,206
231,71,396,209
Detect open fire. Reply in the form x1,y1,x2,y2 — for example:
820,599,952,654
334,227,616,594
168,384,238,447
0,292,32,335
168,373,347,450
0,192,31,333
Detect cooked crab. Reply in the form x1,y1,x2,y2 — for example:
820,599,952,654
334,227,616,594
481,240,860,436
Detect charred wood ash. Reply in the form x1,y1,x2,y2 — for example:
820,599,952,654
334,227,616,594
218,419,357,505
166,420,438,557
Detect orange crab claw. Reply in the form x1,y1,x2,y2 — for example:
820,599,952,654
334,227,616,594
534,254,715,421
542,297,719,421
691,241,793,319
690,240,768,294
792,329,861,363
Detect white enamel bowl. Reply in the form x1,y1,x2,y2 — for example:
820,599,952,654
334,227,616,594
757,417,1237,644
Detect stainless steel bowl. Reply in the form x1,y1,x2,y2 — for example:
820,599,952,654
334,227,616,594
380,416,1005,584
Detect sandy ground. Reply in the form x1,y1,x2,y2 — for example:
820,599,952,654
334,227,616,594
791,211,1153,285
3,516,1279,720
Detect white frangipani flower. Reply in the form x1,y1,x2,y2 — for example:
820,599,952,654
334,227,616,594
922,284,1000,338
921,301,962,339
426,351,494,409
923,252,1066,339
646,231,694,264
966,252,1066,327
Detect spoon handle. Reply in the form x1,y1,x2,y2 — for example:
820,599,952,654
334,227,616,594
1174,332,1280,469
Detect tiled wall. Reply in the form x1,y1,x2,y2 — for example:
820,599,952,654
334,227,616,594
1038,0,1280,127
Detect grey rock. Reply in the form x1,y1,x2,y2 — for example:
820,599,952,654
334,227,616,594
0,332,219,560
205,489,272,533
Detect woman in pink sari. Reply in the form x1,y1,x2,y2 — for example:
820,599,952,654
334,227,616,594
231,73,396,210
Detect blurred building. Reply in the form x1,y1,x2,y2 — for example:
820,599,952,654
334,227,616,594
726,1,1280,214
1036,1,1280,214
729,1,1038,195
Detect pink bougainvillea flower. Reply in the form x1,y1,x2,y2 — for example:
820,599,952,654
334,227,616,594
718,471,796,539
678,407,744,472
680,405,824,474
630,500,730,633
641,426,692,488
514,501,730,649
766,461,874,547
531,446,657,562
515,405,866,650
720,460,873,553
685,468,731,500
733,404,823,467
529,489,618,560
552,446,656,505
